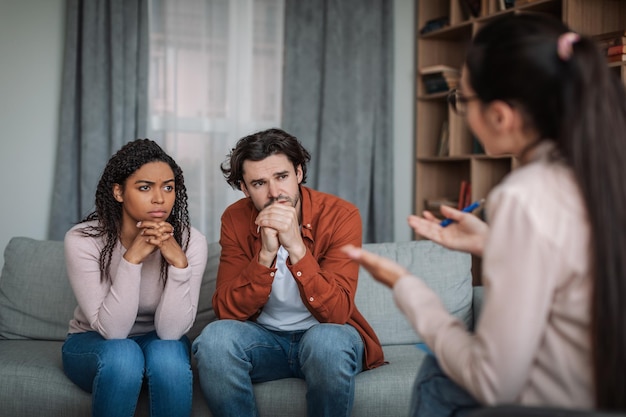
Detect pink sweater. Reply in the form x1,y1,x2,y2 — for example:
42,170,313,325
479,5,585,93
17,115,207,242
65,222,208,340
394,146,593,408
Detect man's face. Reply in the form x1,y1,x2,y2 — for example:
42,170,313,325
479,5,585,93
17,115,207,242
240,153,303,213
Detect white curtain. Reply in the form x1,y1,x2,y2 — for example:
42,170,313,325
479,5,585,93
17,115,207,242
149,0,285,241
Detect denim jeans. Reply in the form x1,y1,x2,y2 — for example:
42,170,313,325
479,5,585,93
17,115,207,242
192,320,364,417
62,330,192,417
410,354,482,417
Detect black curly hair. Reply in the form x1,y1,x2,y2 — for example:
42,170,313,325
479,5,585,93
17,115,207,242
78,139,191,283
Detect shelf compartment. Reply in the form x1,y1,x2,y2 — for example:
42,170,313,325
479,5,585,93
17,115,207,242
415,159,471,216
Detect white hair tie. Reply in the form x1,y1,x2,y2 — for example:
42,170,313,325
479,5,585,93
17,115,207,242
557,32,580,61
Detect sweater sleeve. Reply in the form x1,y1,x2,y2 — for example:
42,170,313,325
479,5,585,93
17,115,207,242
65,228,143,339
154,228,208,340
393,190,563,405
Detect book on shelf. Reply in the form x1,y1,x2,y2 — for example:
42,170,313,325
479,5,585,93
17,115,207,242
424,197,458,219
460,0,481,18
457,180,471,210
436,120,449,157
593,29,626,54
498,0,515,10
419,16,449,35
420,65,460,95
472,137,484,154
607,45,626,56
607,54,626,63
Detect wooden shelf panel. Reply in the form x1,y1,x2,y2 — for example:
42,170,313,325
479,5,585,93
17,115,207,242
414,0,626,284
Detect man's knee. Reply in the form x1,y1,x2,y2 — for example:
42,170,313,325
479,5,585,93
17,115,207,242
300,324,363,371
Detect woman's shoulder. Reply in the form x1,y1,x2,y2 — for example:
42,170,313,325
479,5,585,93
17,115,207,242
64,220,107,251
488,160,588,243
65,220,100,237
187,226,208,248
494,159,580,206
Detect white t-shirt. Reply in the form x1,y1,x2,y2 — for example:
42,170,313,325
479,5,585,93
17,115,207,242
256,246,320,331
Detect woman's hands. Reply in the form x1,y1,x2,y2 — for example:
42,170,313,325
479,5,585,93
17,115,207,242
409,205,489,257
123,221,188,268
341,244,409,288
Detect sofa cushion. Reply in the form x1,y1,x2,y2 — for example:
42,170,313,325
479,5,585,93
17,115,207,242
248,344,424,416
187,241,220,340
355,240,472,345
0,237,75,340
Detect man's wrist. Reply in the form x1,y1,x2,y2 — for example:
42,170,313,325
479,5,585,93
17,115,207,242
258,250,276,267
287,246,306,265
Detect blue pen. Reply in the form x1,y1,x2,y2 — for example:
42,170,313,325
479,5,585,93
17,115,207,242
439,199,485,227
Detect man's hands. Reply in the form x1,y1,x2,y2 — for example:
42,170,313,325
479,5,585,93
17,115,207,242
123,221,188,269
255,201,306,267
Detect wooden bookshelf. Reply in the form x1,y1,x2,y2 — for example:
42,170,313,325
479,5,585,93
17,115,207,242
415,0,626,284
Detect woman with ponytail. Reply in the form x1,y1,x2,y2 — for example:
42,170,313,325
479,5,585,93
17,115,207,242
343,13,626,416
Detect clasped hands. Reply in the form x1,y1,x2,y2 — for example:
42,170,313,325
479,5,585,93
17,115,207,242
255,200,306,267
124,220,188,269
342,204,489,288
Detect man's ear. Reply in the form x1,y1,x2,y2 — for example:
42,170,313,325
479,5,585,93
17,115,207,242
240,182,250,197
296,165,303,184
113,184,123,202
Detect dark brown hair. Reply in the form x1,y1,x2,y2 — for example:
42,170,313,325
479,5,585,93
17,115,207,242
221,128,311,189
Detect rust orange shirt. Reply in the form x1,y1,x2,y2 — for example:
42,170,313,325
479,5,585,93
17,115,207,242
213,185,385,370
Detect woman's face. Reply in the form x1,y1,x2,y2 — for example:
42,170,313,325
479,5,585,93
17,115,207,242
113,161,176,226
460,69,500,155
461,67,537,158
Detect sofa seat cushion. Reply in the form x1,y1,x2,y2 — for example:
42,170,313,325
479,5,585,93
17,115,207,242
0,340,91,415
2,341,426,417
219,344,425,417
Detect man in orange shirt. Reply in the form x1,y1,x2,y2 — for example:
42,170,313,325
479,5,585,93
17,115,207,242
192,128,384,417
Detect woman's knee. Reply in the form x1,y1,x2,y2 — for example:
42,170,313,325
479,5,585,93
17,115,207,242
96,339,145,386
144,338,191,378
99,339,145,372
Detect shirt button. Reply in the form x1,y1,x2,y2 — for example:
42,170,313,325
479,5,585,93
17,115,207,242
270,272,275,277
296,271,302,277
306,223,311,228
309,297,314,302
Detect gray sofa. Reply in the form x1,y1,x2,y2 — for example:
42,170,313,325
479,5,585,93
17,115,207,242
0,236,480,416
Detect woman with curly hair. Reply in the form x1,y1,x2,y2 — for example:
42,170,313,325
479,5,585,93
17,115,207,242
61,139,208,417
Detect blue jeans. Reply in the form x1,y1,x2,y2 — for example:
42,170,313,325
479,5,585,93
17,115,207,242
192,320,364,417
62,331,192,417
411,354,482,417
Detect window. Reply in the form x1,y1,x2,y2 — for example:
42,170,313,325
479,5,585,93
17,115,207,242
149,0,285,241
